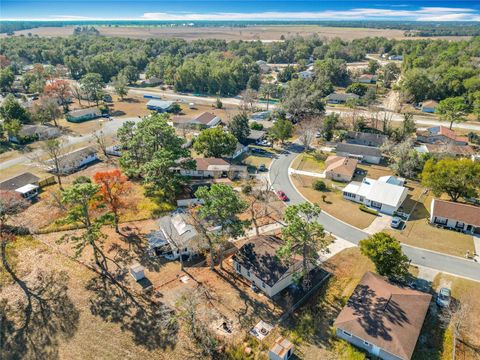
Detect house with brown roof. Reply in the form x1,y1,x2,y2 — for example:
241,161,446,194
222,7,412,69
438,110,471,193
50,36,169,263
334,272,432,360
416,126,468,146
430,199,480,235
324,156,358,182
179,158,247,180
415,143,476,158
232,235,305,297
170,112,221,128
421,100,438,113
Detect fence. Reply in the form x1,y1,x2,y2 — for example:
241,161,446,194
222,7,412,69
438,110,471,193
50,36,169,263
278,272,332,324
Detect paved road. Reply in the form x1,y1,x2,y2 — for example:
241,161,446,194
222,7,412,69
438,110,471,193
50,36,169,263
269,145,480,281
0,117,141,171
128,87,480,131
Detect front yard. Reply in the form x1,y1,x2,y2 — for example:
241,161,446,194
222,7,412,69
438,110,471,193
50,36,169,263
291,153,326,173
291,174,377,229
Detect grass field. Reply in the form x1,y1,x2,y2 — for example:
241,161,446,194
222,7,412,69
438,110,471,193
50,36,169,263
5,25,472,41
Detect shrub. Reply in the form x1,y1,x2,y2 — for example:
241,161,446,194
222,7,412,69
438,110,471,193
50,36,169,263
313,151,328,162
313,180,327,191
242,184,253,194
250,121,264,130
359,204,379,215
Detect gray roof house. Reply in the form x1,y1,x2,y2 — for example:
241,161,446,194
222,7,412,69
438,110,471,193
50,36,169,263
346,131,388,148
9,124,61,144
326,93,359,104
146,99,175,112
0,172,40,200
336,143,382,164
148,212,205,260
47,146,98,174
232,235,304,297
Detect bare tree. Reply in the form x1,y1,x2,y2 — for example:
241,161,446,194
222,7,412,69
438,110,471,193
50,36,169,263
92,129,110,160
247,176,285,235
39,138,68,190
240,89,258,112
440,294,474,360
71,83,83,107
297,118,317,150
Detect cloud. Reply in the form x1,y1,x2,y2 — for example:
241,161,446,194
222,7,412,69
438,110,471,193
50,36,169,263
141,7,480,22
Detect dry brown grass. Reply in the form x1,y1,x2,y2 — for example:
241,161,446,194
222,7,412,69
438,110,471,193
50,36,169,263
6,25,472,41
291,174,376,229
291,153,325,173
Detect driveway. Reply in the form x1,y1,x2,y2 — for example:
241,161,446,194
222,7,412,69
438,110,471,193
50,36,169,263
269,145,480,282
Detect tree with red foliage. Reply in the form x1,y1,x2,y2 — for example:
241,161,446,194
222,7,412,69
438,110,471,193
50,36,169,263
93,169,131,233
44,79,72,113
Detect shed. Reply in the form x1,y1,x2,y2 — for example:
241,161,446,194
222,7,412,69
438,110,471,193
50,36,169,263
269,337,294,360
130,263,145,281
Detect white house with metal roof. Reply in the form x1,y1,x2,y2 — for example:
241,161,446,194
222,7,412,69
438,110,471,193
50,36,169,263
342,177,408,215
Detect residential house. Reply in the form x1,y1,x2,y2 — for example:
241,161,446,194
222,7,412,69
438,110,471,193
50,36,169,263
147,212,204,260
336,143,382,164
0,172,40,200
346,131,387,148
180,158,248,180
256,60,271,74
194,112,221,127
416,126,468,146
269,337,294,360
232,235,304,297
244,129,266,145
356,74,378,84
421,100,438,113
250,111,271,121
298,70,314,80
66,108,102,123
9,124,60,144
414,143,476,158
326,93,359,104
342,177,408,215
170,112,221,128
146,99,175,113
324,156,358,182
334,272,431,360
226,142,249,159
47,146,98,174
430,199,480,235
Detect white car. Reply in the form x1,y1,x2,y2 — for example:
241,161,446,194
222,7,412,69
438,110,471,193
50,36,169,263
390,217,403,229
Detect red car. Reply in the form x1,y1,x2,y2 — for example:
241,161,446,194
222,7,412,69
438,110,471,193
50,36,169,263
276,190,289,201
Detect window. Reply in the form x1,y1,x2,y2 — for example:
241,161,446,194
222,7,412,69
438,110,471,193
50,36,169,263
363,340,371,346
198,170,204,175
456,221,465,228
342,330,352,337
434,217,448,225
236,263,241,272
344,192,356,199
261,282,266,288
247,270,251,278
371,201,382,209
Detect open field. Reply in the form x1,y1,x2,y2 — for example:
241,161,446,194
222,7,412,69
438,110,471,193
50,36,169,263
4,25,472,41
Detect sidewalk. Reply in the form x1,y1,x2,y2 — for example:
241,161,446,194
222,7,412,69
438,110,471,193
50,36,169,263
319,235,356,262
288,168,325,178
473,235,480,262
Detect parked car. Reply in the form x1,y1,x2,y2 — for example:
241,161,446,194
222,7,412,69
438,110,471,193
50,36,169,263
256,139,272,147
258,164,267,172
276,190,289,201
436,288,451,308
390,217,403,229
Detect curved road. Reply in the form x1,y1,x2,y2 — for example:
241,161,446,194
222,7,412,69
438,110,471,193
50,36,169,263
269,145,480,282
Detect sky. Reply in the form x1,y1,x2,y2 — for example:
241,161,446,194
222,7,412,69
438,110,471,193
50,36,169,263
1,0,480,21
